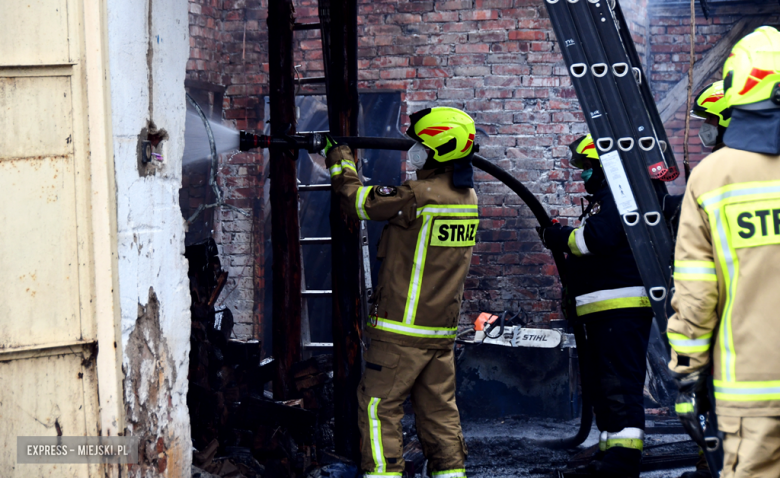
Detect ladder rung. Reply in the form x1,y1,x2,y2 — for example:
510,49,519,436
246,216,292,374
302,290,332,296
301,237,332,245
296,76,326,85
303,342,333,348
299,184,331,191
294,23,321,31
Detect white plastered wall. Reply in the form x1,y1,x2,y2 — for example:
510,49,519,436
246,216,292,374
107,0,191,475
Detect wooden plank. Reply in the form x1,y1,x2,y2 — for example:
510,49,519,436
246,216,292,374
656,16,764,124
268,0,303,400
321,0,364,461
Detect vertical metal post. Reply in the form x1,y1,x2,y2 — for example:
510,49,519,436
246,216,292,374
320,0,363,460
268,0,302,400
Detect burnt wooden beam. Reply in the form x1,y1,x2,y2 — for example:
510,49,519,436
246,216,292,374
656,16,763,123
320,0,364,461
268,0,303,400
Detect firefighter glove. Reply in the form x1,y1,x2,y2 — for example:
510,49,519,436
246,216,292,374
322,134,337,156
536,223,570,251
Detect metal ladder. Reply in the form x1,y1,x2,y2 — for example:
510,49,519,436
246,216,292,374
543,0,677,325
298,184,373,352
292,11,373,352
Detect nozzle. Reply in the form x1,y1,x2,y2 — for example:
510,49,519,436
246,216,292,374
239,131,271,152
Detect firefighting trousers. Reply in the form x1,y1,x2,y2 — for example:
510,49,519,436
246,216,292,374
582,311,653,433
357,339,467,477
720,416,780,478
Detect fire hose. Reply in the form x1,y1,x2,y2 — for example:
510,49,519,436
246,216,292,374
240,132,594,449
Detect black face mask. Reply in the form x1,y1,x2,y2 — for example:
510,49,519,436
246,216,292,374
584,166,606,194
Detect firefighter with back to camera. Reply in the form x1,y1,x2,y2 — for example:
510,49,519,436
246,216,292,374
674,79,733,478
537,135,652,478
668,25,780,478
324,107,478,478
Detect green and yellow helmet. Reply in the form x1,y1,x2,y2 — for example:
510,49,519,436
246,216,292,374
723,25,780,110
569,134,599,169
407,107,476,162
691,81,732,127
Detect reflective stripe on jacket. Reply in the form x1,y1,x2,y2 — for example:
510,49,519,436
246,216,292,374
326,145,478,349
669,146,780,417
575,286,650,317
543,186,648,319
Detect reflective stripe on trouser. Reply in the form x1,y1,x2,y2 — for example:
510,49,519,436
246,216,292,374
598,428,645,452
720,415,780,478
357,340,467,474
575,286,650,317
432,469,467,478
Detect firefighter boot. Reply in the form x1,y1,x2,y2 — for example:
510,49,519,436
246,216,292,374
680,453,710,478
577,429,643,478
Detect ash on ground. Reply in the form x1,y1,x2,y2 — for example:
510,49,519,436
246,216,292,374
461,415,697,478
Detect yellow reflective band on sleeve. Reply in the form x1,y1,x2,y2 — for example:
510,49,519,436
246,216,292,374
714,380,780,402
365,474,403,477
356,186,372,220
575,287,650,316
329,160,356,177
417,204,478,217
369,317,458,339
367,397,386,473
675,402,694,414
567,227,590,257
432,470,467,478
668,332,712,354
673,260,717,281
431,219,479,247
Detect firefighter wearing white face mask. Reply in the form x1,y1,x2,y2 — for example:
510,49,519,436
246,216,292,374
324,107,478,478
691,80,732,152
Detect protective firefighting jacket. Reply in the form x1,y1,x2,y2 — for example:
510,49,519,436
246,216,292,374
547,184,651,319
326,145,478,349
668,143,780,417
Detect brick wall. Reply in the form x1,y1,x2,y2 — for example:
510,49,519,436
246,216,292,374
184,0,773,339
187,0,268,339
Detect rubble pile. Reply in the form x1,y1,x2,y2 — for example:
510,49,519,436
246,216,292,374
185,239,340,477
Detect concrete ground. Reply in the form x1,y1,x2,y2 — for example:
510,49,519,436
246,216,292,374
462,416,696,478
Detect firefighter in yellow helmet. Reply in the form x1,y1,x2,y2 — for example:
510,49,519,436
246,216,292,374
324,106,478,477
691,80,732,152
538,134,652,478
668,25,780,478
664,81,735,259
674,80,734,478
